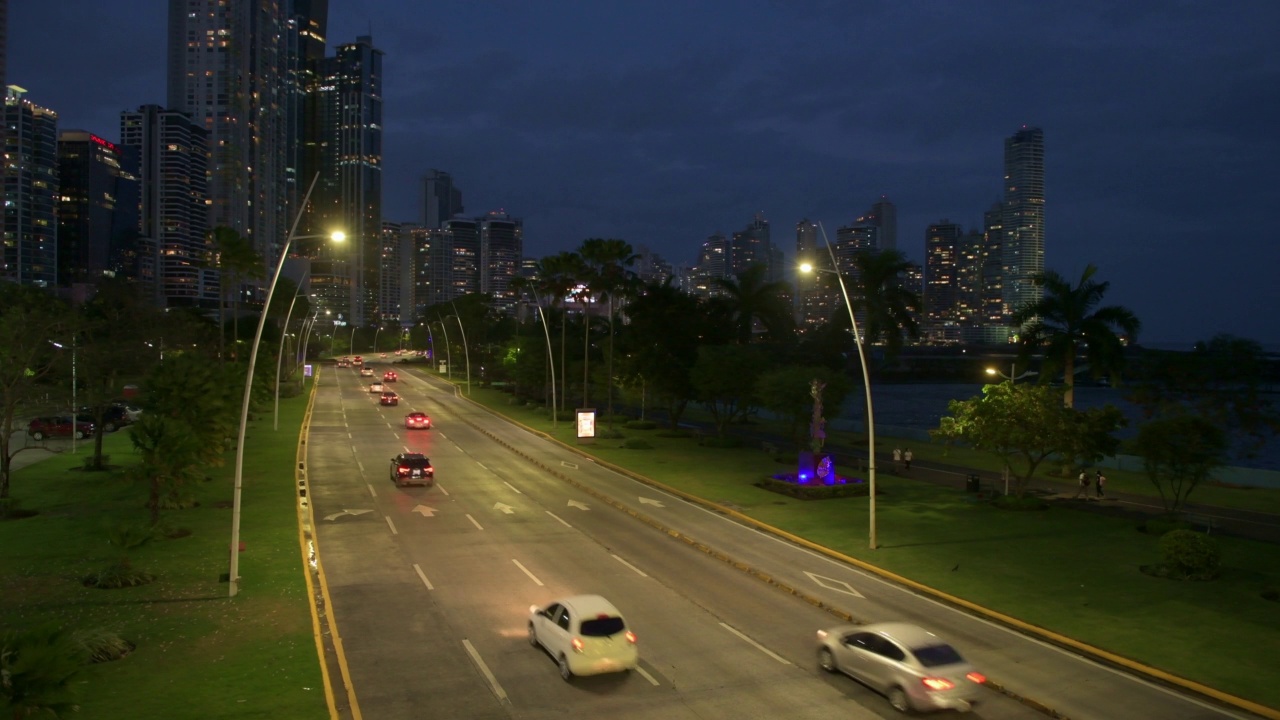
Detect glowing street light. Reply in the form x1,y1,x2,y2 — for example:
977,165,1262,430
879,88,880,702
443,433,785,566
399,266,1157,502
985,363,1038,384
800,221,878,550
229,172,343,598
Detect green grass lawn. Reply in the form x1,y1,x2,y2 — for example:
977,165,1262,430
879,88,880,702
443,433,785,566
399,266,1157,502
465,384,1280,711
0,387,327,719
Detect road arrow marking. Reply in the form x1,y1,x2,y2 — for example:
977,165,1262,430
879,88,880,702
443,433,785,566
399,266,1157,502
413,505,438,517
805,571,866,598
493,502,515,514
567,499,590,510
638,497,665,507
323,508,374,521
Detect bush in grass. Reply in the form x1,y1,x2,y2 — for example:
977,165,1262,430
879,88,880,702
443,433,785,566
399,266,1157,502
71,628,135,663
625,419,658,430
621,438,653,450
1158,529,1221,580
1262,586,1280,602
596,428,625,440
655,428,692,438
0,624,83,717
755,476,869,500
82,561,157,589
1138,516,1190,536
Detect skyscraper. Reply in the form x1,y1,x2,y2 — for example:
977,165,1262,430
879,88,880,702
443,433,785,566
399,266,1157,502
730,213,771,278
311,35,383,326
480,211,523,314
56,130,139,292
167,0,293,270
857,197,897,251
3,85,58,287
924,221,962,342
1002,126,1045,327
120,105,212,308
423,170,464,229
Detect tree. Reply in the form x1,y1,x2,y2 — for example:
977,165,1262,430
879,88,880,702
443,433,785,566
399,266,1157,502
691,345,768,436
208,226,264,362
579,239,637,424
0,625,82,718
0,285,70,501
1011,264,1141,408
141,353,242,467
713,264,794,345
124,413,204,526
1129,414,1228,515
755,365,852,451
832,249,920,361
617,280,709,429
931,383,1125,498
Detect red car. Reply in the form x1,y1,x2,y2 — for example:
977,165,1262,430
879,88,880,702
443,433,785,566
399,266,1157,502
383,371,398,382
28,416,95,441
380,391,399,406
353,355,364,366
404,412,432,430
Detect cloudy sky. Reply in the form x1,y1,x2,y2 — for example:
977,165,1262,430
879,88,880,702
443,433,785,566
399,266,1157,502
9,1,1279,347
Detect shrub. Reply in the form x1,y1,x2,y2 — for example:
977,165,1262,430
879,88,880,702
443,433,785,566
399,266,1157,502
82,561,156,589
1138,516,1190,536
71,628,135,663
622,438,653,450
755,476,869,500
0,625,83,716
625,419,658,430
596,428,625,440
655,429,692,438
1159,529,1221,580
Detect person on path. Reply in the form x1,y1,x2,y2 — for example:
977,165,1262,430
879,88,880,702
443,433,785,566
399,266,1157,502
1074,470,1090,499
1096,470,1106,499
903,448,913,472
892,447,902,471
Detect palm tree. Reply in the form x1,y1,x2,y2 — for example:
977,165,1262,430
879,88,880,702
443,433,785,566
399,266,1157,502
534,252,584,414
1011,264,1141,408
834,249,920,360
209,227,263,362
712,264,794,345
579,239,638,424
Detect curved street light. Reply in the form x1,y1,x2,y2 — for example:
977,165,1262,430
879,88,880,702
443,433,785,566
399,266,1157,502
229,172,344,598
985,363,1038,384
529,287,557,428
349,325,358,357
372,326,382,355
800,220,878,550
274,282,308,430
435,319,453,381
448,304,471,396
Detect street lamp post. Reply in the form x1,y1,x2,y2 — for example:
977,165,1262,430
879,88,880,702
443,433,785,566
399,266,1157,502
449,304,471,395
372,326,382,356
801,221,878,550
299,312,319,368
530,288,557,428
985,362,1037,384
435,320,453,380
229,172,343,598
51,340,78,454
274,284,308,431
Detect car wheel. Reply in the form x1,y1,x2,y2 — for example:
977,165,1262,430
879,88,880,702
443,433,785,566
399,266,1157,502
76,430,88,440
527,623,539,647
888,686,913,714
818,648,837,673
558,654,573,681
32,430,45,441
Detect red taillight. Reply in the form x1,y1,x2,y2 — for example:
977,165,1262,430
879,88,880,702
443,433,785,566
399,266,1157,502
398,465,410,475
571,637,584,653
921,677,955,691
966,671,986,684
625,630,637,644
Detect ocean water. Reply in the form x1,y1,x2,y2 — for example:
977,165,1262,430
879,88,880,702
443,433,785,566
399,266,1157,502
835,382,1279,472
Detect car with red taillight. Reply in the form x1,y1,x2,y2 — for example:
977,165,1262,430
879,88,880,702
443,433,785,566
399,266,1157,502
404,412,431,429
383,370,397,382
379,391,399,406
528,594,638,680
389,452,433,487
816,622,985,713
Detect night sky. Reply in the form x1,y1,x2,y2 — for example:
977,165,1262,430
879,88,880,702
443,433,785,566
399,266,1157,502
10,1,1279,347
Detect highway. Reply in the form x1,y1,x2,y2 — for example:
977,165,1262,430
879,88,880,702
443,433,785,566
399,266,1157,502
307,361,1257,720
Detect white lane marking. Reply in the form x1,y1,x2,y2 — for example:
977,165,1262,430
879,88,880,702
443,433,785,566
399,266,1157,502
466,513,484,531
413,563,435,590
567,499,589,510
367,483,377,498
462,639,508,703
561,460,579,469
634,666,660,686
805,571,865,598
478,462,489,471
612,554,648,578
720,622,790,665
546,511,573,528
502,481,522,494
512,559,544,586
493,502,515,514
355,458,364,473
438,484,450,496
384,516,398,535
639,497,665,507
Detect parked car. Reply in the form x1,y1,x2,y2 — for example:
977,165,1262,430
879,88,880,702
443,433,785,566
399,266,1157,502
115,402,143,423
404,412,432,430
380,391,399,406
78,404,132,432
390,452,434,487
383,370,397,382
369,382,384,393
360,367,375,377
816,622,986,713
28,416,96,441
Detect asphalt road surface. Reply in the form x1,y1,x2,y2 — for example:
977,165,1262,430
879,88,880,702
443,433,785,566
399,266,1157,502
307,363,1258,720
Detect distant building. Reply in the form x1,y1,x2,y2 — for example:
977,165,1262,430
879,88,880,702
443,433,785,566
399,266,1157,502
688,232,730,299
857,197,897,251
56,130,140,293
1003,126,1045,331
120,105,213,308
795,218,836,331
480,211,522,314
423,170,464,229
924,221,963,342
2,85,58,287
730,213,773,278
632,244,673,286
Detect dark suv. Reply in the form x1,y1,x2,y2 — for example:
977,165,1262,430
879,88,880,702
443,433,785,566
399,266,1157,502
79,404,132,433
390,453,434,488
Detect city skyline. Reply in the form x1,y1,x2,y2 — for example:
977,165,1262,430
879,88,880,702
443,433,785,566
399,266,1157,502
9,1,1279,346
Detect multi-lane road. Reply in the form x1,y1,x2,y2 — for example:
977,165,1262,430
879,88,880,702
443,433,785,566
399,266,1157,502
307,361,1260,720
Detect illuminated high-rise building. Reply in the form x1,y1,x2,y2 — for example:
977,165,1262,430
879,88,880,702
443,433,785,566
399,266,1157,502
3,85,58,287
480,211,522,314
423,170,464,229
56,130,140,292
1002,126,1045,328
857,197,897,251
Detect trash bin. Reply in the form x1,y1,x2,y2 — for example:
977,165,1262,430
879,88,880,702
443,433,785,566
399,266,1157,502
966,474,981,493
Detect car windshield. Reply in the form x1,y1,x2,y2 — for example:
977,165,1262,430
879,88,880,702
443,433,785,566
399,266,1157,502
580,616,626,637
911,643,964,668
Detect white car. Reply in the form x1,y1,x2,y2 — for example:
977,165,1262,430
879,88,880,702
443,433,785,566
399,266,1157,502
817,622,986,713
528,595,638,680
369,382,384,393
359,366,374,377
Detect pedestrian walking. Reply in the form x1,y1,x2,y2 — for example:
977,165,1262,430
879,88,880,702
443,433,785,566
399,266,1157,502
903,448,913,472
1074,470,1090,499
1096,470,1106,499
892,447,902,471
